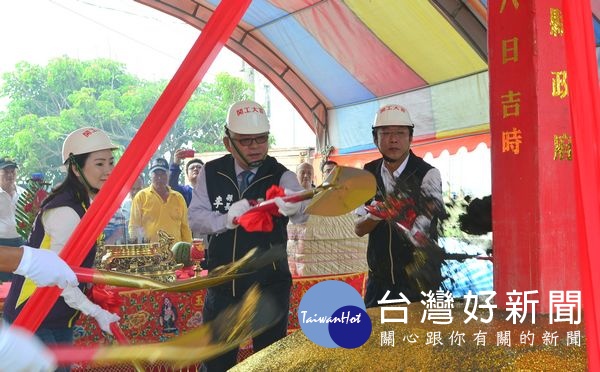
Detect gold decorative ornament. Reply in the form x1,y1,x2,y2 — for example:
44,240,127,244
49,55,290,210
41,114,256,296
97,230,183,282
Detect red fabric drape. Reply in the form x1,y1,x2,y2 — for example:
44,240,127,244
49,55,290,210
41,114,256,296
13,0,253,332
563,0,600,368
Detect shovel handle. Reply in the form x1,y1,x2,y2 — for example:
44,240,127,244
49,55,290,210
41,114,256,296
73,266,97,284
51,272,135,368
52,344,100,365
110,323,129,344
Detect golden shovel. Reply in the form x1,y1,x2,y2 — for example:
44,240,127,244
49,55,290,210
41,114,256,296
74,247,285,292
51,286,279,368
233,165,377,222
306,165,376,216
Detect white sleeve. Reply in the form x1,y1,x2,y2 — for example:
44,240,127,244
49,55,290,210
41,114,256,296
279,170,309,224
279,170,304,194
0,321,56,372
41,207,81,254
421,168,444,209
354,204,368,217
188,168,229,235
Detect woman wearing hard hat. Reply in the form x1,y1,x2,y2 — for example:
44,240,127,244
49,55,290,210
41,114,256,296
3,127,120,371
188,100,307,372
355,104,446,308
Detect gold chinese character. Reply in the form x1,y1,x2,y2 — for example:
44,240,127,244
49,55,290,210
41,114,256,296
553,133,573,160
551,71,569,99
500,0,519,13
502,37,519,64
192,294,204,309
550,8,564,37
501,90,521,118
502,128,523,155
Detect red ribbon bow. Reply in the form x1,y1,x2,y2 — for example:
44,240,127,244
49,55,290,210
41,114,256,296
89,285,125,314
237,185,286,232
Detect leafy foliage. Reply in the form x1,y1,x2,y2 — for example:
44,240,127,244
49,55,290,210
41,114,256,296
0,57,253,185
15,175,50,240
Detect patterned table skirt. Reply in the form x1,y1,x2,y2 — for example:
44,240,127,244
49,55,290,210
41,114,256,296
70,272,366,371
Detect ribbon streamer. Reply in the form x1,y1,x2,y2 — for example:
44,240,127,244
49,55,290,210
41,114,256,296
563,0,600,367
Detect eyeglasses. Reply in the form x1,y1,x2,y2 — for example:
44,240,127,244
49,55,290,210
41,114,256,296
378,130,409,138
188,165,202,170
231,134,269,146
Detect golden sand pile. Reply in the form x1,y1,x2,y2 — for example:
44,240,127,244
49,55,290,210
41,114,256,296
232,302,587,371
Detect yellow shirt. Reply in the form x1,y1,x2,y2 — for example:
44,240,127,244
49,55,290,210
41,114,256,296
128,186,192,243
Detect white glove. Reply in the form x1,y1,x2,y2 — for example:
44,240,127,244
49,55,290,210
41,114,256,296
408,215,432,247
61,286,120,335
92,308,121,335
0,323,56,372
411,215,431,236
226,199,251,229
13,245,78,289
273,197,301,217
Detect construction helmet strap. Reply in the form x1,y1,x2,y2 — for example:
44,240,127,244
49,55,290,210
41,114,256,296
70,154,100,195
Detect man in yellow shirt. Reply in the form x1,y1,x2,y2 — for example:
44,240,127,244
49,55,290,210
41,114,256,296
128,158,192,243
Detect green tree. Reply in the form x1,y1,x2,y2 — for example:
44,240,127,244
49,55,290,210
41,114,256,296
0,57,253,185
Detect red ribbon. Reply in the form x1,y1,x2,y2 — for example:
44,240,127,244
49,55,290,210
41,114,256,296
175,266,197,280
89,285,124,315
237,185,286,232
365,195,417,229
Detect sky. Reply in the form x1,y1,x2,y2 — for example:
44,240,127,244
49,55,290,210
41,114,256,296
0,0,315,148
0,0,239,81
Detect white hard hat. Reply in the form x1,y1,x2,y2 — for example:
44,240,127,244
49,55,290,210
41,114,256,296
62,127,118,164
373,104,414,128
226,100,270,134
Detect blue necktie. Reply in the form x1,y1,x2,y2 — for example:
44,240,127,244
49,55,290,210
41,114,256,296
239,170,253,192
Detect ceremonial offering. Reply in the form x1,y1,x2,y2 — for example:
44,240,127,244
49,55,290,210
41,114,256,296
171,241,193,266
191,238,205,262
97,231,183,282
287,213,368,276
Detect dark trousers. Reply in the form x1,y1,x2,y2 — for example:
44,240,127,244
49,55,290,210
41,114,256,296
0,237,24,282
201,279,291,372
